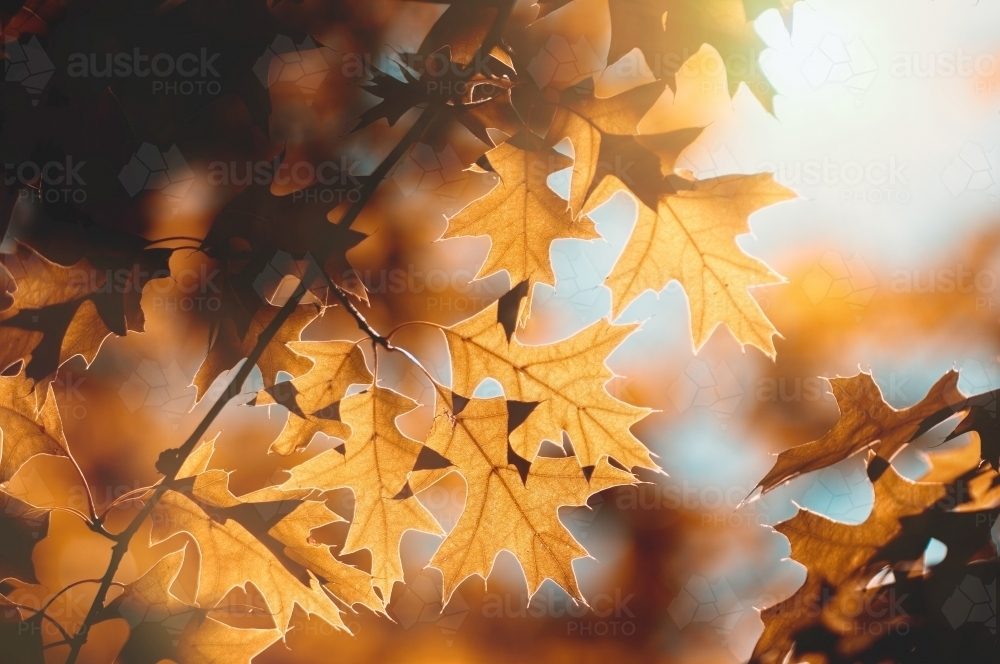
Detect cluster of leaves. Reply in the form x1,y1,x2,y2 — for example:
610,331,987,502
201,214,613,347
751,372,1000,664
6,1,987,664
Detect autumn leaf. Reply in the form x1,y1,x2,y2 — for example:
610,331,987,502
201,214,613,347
354,64,427,131
440,295,655,469
0,240,171,382
251,340,373,455
150,466,353,634
584,172,793,353
279,387,445,601
546,79,682,216
108,550,281,664
606,0,780,110
175,438,385,613
194,179,369,401
754,371,966,496
441,134,600,321
416,0,502,66
192,303,321,402
753,459,952,664
412,397,636,603
259,496,385,613
453,90,525,147
0,372,67,484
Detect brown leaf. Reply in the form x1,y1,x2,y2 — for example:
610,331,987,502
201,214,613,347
607,0,779,110
0,241,170,382
252,341,373,455
150,475,350,634
755,371,966,496
754,462,950,664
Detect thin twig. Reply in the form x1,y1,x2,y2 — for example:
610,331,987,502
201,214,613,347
331,284,393,350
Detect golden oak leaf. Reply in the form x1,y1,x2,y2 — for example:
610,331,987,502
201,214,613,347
175,436,221,480
413,397,635,603
279,387,444,600
111,550,280,664
753,462,950,664
442,137,600,320
251,341,373,455
175,438,384,613
259,496,385,613
0,241,170,382
193,303,320,402
441,297,655,469
0,372,67,483
150,481,348,634
584,172,793,353
755,371,966,496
